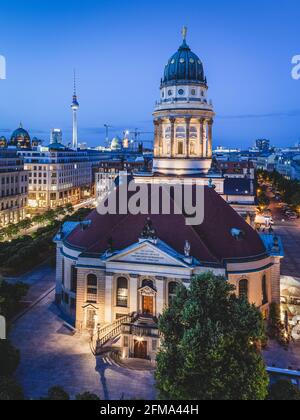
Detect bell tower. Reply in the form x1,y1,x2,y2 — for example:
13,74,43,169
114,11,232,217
153,29,215,176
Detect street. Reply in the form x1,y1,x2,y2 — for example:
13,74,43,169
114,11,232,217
267,197,300,278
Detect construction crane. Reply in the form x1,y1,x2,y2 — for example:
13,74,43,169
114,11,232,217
126,128,154,150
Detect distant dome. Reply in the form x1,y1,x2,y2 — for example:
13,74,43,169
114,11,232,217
111,136,122,150
0,136,7,147
10,123,31,149
162,39,206,87
48,142,67,151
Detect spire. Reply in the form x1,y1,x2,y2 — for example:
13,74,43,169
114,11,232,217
73,68,77,98
19,122,23,129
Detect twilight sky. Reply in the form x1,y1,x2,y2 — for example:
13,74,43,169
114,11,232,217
0,0,300,148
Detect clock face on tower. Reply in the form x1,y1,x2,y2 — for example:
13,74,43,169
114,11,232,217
178,89,184,95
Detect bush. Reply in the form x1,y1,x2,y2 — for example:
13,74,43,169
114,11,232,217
268,380,300,400
43,386,70,400
0,340,20,376
267,303,287,344
76,392,101,400
0,376,24,400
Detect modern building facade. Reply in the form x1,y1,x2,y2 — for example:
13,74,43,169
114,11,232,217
0,148,28,226
19,147,101,210
54,31,284,361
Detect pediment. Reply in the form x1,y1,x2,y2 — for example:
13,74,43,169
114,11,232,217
108,240,188,267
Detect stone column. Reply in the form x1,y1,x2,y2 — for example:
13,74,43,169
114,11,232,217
129,275,138,314
199,118,205,157
170,117,176,158
207,119,213,158
104,273,114,324
158,120,163,156
154,120,160,158
185,117,191,158
156,279,165,316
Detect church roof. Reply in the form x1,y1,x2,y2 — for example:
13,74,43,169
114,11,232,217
64,185,266,265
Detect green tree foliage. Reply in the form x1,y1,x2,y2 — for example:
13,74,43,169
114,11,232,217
267,303,288,345
76,392,101,400
43,386,70,401
156,273,269,401
268,380,300,400
0,340,20,376
0,376,24,400
257,169,300,208
0,279,29,318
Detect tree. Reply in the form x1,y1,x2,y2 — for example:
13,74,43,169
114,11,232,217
43,386,70,400
0,376,24,400
0,340,20,376
268,381,300,400
156,273,269,400
64,203,74,214
267,303,287,344
76,392,101,400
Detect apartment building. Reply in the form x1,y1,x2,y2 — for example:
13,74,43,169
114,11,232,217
0,148,28,226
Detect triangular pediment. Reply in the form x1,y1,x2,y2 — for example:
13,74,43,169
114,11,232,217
107,240,189,267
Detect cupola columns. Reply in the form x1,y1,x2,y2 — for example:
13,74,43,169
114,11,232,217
153,30,214,176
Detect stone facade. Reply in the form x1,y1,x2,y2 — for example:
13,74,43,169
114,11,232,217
0,148,28,227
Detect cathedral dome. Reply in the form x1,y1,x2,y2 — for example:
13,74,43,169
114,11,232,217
162,39,206,87
111,136,122,150
10,123,31,149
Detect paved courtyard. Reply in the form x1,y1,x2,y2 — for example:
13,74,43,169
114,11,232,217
9,291,156,400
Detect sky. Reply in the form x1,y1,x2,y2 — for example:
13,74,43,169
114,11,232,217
0,0,300,148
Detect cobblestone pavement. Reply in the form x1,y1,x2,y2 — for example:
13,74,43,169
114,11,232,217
10,291,156,400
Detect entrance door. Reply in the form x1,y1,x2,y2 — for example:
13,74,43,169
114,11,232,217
142,296,154,315
86,309,96,330
134,340,148,359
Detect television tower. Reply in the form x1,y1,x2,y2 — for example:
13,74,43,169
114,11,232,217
71,70,79,150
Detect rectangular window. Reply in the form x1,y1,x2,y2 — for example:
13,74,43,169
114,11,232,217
71,266,77,293
152,339,158,352
87,288,97,303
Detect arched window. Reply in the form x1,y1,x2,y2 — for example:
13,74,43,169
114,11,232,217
262,275,268,305
87,274,97,303
168,282,179,305
164,126,171,140
142,279,154,289
176,126,186,139
117,277,128,307
190,126,198,139
239,279,249,300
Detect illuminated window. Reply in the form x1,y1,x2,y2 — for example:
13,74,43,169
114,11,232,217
87,274,97,303
177,141,184,155
239,279,249,300
117,277,128,307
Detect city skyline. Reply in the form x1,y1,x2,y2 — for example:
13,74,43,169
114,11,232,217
0,0,300,148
